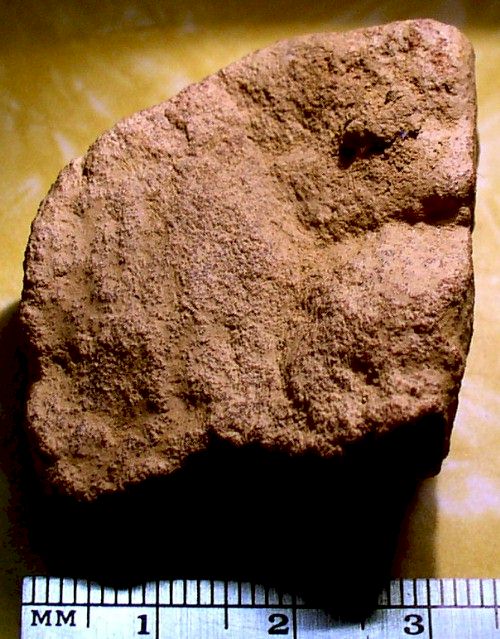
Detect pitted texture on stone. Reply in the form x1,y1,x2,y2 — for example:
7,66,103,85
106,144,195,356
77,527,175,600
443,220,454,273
21,19,477,500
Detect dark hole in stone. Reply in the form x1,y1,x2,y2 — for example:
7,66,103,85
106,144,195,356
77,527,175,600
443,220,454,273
338,128,390,169
421,192,466,225
397,192,469,226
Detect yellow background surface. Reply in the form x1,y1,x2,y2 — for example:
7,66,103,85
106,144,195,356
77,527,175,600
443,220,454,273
0,1,499,636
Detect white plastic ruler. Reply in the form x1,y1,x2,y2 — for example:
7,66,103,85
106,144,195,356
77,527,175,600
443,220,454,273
21,577,499,638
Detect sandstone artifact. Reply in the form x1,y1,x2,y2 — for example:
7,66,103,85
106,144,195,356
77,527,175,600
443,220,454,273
21,19,477,500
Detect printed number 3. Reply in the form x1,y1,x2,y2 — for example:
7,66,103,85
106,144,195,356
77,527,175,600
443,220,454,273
268,613,290,635
404,613,425,635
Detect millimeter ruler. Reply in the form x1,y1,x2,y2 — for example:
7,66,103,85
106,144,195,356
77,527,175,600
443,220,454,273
21,577,499,638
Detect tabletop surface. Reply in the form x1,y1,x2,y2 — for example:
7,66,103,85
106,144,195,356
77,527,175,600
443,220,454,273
0,1,499,637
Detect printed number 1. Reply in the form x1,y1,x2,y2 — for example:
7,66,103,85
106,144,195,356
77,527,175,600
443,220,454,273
137,614,150,635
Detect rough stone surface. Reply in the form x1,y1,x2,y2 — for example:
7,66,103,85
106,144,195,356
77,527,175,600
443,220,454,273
21,19,477,500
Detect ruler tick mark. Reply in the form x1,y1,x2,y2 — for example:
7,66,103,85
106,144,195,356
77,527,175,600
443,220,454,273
493,579,499,630
224,579,229,630
291,592,298,639
155,580,160,639
426,579,433,639
86,580,91,629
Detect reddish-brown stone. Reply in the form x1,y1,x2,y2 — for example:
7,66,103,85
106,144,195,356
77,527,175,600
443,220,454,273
21,19,477,500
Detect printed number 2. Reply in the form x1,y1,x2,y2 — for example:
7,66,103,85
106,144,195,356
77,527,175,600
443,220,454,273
268,613,289,635
404,614,425,635
137,614,150,635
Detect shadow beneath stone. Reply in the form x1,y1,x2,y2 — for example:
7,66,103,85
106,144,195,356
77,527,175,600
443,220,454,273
0,301,35,562
29,422,442,621
0,302,441,625
392,475,438,579
0,302,45,637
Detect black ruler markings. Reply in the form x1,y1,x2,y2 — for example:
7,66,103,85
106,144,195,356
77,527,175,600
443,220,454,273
22,577,500,609
21,577,500,637
426,578,434,639
86,580,91,628
291,591,298,639
155,580,160,639
223,578,229,629
493,578,499,630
